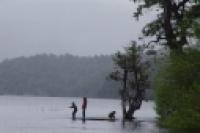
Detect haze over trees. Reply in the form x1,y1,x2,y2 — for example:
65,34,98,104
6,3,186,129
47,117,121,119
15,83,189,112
0,54,119,98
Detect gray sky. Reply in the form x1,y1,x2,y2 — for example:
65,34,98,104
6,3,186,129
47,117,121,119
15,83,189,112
0,0,154,61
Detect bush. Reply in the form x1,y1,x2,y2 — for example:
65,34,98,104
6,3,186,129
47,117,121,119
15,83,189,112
154,48,200,128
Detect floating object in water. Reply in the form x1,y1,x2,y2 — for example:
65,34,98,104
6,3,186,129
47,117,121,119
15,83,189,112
75,117,118,121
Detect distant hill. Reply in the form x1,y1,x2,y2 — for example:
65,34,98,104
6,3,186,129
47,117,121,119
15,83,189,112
0,54,120,98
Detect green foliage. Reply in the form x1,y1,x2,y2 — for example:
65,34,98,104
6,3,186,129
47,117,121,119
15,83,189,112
131,0,200,128
154,48,200,128
132,0,200,50
110,42,150,119
110,42,149,89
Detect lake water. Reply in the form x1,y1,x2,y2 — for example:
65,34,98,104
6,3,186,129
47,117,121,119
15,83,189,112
0,96,166,133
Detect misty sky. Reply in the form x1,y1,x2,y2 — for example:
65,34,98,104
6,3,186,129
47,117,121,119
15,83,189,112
0,0,154,61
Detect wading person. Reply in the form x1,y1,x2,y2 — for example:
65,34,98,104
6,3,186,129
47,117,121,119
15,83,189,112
82,97,87,122
69,102,78,120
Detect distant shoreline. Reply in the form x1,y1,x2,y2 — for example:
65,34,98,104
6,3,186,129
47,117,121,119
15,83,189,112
0,94,120,100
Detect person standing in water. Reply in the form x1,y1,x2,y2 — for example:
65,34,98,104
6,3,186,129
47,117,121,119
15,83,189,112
82,97,87,122
69,102,78,120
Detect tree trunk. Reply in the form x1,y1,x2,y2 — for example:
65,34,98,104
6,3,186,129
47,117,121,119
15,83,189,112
164,0,175,49
121,69,128,123
164,0,184,53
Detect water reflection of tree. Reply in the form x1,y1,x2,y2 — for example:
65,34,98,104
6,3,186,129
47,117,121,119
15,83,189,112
168,129,200,133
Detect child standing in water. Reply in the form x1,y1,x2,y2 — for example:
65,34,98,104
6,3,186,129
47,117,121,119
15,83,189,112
69,102,78,120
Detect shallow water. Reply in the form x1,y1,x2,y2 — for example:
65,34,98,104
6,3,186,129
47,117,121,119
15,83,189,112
0,96,196,133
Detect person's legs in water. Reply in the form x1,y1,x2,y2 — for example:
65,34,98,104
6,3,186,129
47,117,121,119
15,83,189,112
72,110,77,120
82,109,85,122
82,97,87,123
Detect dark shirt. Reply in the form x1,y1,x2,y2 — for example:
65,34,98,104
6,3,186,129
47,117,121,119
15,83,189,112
70,103,77,112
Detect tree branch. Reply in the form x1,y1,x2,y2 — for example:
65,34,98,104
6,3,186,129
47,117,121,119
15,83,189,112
147,34,166,46
177,0,190,9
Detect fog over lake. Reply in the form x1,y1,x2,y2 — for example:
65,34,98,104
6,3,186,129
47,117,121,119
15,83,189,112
0,0,154,61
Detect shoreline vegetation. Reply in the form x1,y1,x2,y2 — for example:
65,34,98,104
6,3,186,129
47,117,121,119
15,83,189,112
126,0,200,129
0,54,119,98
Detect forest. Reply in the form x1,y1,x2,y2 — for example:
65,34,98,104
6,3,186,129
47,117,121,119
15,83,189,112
0,54,120,98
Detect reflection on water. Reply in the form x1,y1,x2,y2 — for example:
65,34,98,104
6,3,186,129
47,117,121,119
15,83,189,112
119,119,165,133
120,120,200,133
167,129,200,133
121,119,200,133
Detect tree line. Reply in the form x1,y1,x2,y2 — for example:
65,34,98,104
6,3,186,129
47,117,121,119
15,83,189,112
0,54,119,98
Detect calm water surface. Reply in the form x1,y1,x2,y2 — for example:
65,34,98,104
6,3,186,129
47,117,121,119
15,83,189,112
0,96,156,133
0,96,197,133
